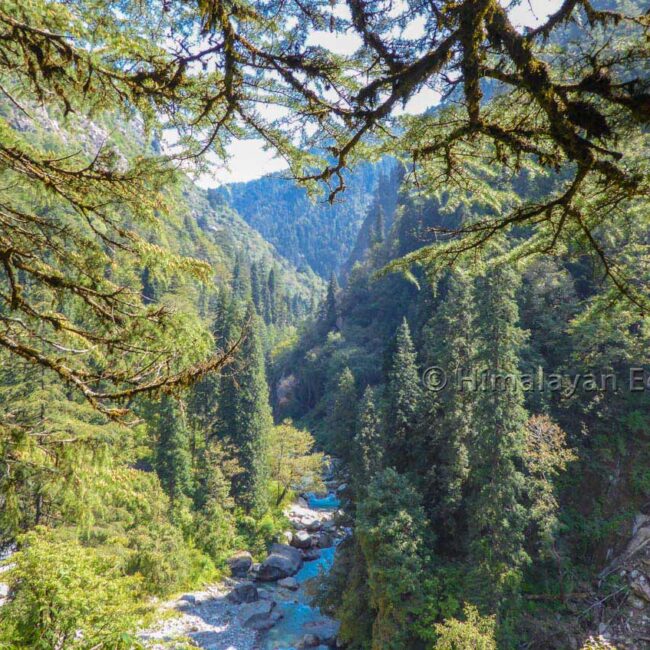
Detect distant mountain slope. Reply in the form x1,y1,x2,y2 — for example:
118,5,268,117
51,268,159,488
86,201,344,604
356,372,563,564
209,161,394,278
185,183,324,304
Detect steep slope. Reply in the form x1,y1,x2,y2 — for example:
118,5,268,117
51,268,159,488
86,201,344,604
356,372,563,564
209,160,394,278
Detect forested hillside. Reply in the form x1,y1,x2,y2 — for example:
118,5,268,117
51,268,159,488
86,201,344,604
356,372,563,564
210,161,394,278
273,153,649,648
1,1,648,649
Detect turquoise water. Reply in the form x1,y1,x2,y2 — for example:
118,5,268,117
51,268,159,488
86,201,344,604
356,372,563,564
262,546,337,649
295,547,335,582
261,500,339,650
306,493,340,509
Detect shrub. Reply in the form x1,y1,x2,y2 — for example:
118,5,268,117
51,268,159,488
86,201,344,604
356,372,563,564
433,604,497,650
0,528,142,650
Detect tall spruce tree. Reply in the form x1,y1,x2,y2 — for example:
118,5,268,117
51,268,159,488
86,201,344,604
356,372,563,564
466,264,530,604
328,368,357,462
321,274,340,333
356,468,427,650
155,395,192,507
384,318,422,473
250,262,263,316
421,270,476,546
231,253,251,302
215,303,272,513
352,386,384,496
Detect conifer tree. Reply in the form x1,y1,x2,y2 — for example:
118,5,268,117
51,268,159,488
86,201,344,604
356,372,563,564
466,264,529,603
268,268,278,324
384,318,422,473
371,206,385,246
352,386,384,495
321,274,340,333
193,440,239,561
328,367,357,462
155,395,192,507
250,262,263,316
215,303,272,513
421,271,476,545
356,468,427,650
231,253,251,302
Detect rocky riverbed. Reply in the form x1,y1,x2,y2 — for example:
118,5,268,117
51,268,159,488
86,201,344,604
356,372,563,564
141,483,346,650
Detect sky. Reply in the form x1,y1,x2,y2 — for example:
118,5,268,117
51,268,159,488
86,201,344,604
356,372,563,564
197,0,563,188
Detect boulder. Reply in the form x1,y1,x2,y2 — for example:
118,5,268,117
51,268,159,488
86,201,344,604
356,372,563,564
317,532,334,549
228,551,253,577
257,544,303,581
297,496,309,508
299,634,321,648
630,578,650,602
278,577,299,591
304,548,322,561
238,600,281,630
227,583,259,604
175,594,197,610
282,530,294,545
305,519,322,533
303,619,341,646
291,530,313,549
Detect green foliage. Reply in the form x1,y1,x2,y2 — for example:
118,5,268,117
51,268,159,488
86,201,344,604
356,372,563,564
465,263,530,603
154,395,193,506
384,318,422,473
268,420,324,506
328,367,358,461
432,605,497,650
356,468,429,650
352,387,384,496
215,303,273,513
0,528,142,650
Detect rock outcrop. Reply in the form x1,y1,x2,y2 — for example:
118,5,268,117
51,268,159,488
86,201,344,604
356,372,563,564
228,551,253,578
257,543,304,581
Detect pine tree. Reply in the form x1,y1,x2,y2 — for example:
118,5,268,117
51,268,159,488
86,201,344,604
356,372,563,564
328,368,357,462
352,386,384,495
421,270,476,546
384,318,422,473
466,264,530,604
356,468,427,650
231,253,251,302
268,268,278,324
321,273,340,333
193,440,239,561
155,395,192,507
250,262,263,316
371,205,385,245
215,303,272,513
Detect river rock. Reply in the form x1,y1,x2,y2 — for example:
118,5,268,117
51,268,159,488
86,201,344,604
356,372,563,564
257,543,303,581
278,576,299,590
238,600,281,630
299,633,321,648
227,583,259,604
303,618,341,645
297,496,309,508
282,530,294,544
304,548,322,561
291,530,313,549
228,551,253,577
305,518,322,533
336,483,347,493
317,532,334,549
